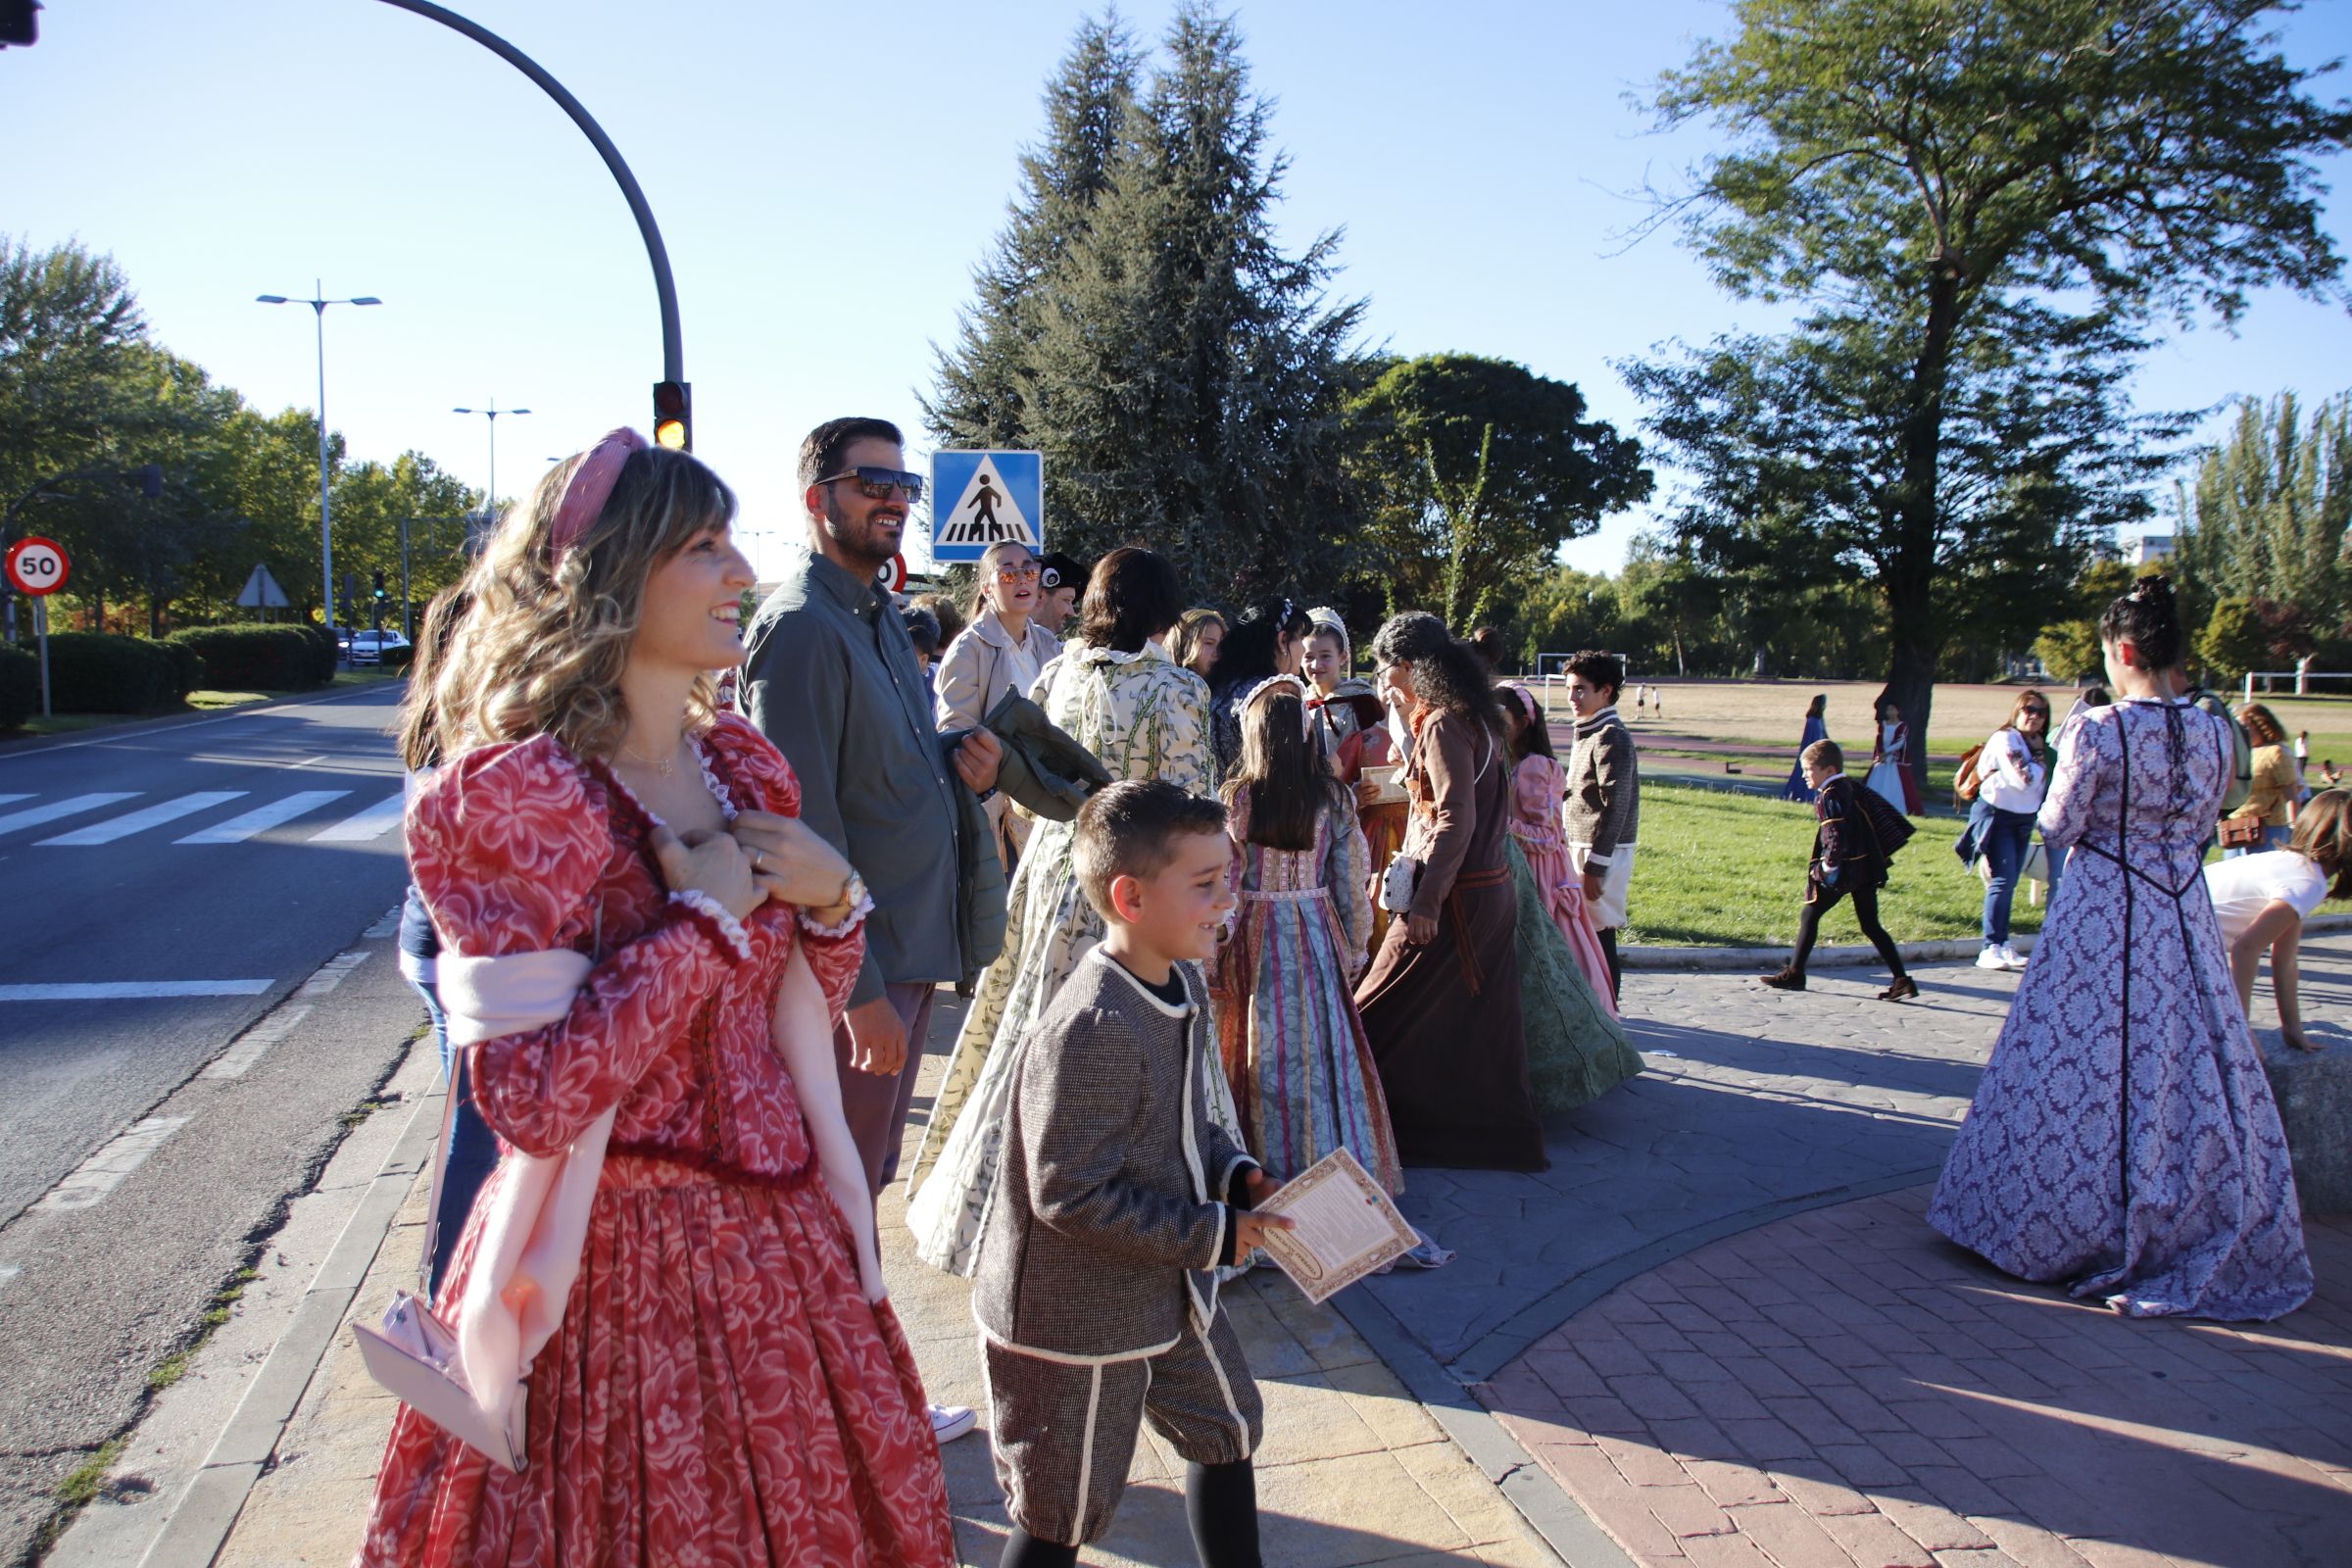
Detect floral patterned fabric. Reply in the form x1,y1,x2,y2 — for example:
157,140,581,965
356,715,955,1567
1510,755,1618,1015
1929,699,2313,1321
1207,788,1401,1195
904,644,1227,1277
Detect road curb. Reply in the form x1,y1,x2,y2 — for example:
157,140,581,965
135,1068,442,1568
1623,909,2352,971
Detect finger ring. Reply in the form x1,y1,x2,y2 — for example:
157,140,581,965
754,851,765,871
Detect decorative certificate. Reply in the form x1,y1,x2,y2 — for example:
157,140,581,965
1360,762,1407,806
1250,1148,1416,1304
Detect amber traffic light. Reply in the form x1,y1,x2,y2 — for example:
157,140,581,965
653,381,690,451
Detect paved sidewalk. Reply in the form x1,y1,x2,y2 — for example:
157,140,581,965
205,991,1559,1567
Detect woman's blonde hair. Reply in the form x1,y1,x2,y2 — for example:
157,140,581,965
1171,607,1225,669
2236,701,2287,748
2289,788,2352,897
433,444,737,762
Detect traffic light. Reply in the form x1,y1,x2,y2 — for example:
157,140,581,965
0,1,38,48
653,381,691,451
371,569,387,603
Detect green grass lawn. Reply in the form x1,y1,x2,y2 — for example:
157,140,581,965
1624,779,2035,949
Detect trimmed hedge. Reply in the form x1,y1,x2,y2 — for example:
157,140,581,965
294,623,339,684
0,646,35,730
163,625,326,691
44,632,196,714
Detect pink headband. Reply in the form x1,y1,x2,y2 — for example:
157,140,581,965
1501,680,1540,716
550,427,649,560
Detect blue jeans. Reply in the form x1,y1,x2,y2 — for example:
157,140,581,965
1978,807,2035,946
409,975,500,1300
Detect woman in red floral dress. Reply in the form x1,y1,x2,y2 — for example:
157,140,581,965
356,431,956,1567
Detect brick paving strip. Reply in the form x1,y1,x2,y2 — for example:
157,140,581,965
1452,940,2352,1568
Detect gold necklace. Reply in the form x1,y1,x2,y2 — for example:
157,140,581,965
620,737,679,777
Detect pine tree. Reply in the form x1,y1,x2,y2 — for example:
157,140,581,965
926,3,1367,604
922,13,1140,451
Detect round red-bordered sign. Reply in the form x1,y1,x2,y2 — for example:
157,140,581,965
874,553,908,594
5,536,70,597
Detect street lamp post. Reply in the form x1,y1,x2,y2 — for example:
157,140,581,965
453,400,530,536
256,282,380,637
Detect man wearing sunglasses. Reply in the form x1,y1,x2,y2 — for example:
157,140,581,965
742,416,1004,1446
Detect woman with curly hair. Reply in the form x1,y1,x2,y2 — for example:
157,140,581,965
905,547,1233,1277
1353,612,1546,1172
358,431,954,1563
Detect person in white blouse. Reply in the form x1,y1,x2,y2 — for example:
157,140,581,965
933,538,1063,868
1964,691,2055,969
2204,787,2348,1053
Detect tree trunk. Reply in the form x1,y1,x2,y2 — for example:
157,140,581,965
1885,263,1963,803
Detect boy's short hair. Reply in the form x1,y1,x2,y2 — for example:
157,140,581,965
1802,738,1844,772
1565,650,1624,702
1073,780,1227,919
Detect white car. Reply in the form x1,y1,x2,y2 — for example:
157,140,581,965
346,630,411,666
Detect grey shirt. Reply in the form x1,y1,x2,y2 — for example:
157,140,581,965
742,547,968,1005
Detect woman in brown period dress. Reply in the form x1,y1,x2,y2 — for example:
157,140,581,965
1352,612,1546,1172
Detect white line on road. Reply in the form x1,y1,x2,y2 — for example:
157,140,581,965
308,791,407,843
0,793,140,838
0,794,28,808
174,790,351,844
38,791,246,846
298,950,370,998
32,1117,191,1211
0,980,275,1001
0,1265,17,1291
202,1004,314,1080
363,904,402,939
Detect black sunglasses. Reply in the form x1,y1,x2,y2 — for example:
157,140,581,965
816,466,925,503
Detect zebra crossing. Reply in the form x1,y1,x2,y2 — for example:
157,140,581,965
0,787,406,847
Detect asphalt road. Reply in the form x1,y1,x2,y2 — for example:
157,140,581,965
0,684,426,1561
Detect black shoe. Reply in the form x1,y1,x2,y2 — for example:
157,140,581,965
1880,976,1919,1003
1760,968,1805,992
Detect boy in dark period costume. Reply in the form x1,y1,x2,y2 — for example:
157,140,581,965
973,781,1292,1567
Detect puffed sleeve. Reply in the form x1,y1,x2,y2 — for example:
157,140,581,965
2037,710,2107,850
412,737,745,1155
702,713,868,1022
1324,791,1374,966
1157,666,1218,796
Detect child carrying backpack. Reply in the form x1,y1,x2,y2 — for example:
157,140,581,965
1762,738,1919,1001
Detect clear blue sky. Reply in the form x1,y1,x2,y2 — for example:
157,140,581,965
11,1,2352,583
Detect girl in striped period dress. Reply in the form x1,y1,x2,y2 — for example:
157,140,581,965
1208,674,1403,1199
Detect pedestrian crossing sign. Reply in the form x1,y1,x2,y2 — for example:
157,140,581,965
929,450,1043,563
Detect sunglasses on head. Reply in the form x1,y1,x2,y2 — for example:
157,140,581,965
815,466,925,503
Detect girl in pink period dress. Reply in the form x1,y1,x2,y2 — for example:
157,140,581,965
356,432,955,1566
1497,684,1616,1014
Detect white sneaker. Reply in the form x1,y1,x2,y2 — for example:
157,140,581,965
1976,946,2010,970
930,1402,977,1445
1999,944,2028,970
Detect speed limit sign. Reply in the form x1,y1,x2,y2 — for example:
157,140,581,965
5,537,69,597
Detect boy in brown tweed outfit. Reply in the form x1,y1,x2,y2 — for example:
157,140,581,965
973,780,1291,1567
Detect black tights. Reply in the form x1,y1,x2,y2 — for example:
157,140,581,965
1000,1460,1260,1568
1598,926,1621,1003
1788,881,1906,982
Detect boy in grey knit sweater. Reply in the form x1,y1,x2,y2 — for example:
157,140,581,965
974,780,1291,1567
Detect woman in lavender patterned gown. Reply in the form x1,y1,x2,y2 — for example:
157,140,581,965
1929,577,2312,1321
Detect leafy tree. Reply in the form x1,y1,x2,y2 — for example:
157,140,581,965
0,237,149,513
1343,354,1650,630
2033,558,2136,681
2171,391,2352,640
2198,596,2273,680
1637,0,2352,795
926,3,1368,603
